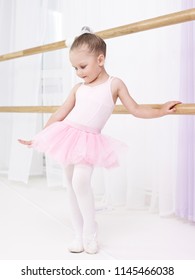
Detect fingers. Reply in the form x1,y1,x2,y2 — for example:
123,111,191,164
18,139,32,146
168,101,181,112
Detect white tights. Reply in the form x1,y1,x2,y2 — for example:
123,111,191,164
64,164,96,240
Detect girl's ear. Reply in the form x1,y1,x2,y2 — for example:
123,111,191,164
97,54,105,66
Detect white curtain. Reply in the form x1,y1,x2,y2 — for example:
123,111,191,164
176,0,195,221
41,0,71,187
1,0,183,214
9,0,49,183
2,0,48,183
0,0,14,173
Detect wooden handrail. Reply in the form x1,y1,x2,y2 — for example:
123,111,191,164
0,8,195,62
0,104,194,115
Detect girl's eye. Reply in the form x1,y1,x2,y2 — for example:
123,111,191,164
73,65,86,71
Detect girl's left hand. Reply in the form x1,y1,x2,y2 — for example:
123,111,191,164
161,101,181,115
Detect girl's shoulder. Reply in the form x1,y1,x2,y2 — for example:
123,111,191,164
110,77,127,91
73,82,82,90
110,77,128,102
68,82,82,99
71,82,82,94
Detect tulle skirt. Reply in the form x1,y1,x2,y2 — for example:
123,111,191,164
31,120,126,168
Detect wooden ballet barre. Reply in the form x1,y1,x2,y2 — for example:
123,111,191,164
96,8,195,39
0,104,195,115
0,8,195,62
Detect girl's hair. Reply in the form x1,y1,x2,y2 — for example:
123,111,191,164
70,33,107,57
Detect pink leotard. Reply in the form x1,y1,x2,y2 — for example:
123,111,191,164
66,76,115,132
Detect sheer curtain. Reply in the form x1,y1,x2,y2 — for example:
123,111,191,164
41,0,67,187
176,0,195,222
0,0,14,173
4,0,48,183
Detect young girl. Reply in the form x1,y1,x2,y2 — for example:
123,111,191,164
18,29,180,254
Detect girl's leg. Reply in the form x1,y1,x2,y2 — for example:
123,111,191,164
72,164,98,253
64,165,84,252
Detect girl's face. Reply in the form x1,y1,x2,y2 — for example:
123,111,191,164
69,45,105,84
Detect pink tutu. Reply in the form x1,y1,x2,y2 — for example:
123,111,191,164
31,120,126,168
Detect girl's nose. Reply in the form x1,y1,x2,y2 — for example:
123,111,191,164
77,69,83,77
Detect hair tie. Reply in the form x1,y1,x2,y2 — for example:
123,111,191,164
80,26,93,35
65,27,93,48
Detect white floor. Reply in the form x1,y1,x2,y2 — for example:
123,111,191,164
0,175,195,260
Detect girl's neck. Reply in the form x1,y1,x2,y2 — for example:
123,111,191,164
85,70,109,86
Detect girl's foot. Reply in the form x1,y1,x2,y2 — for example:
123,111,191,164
83,232,98,254
68,237,84,253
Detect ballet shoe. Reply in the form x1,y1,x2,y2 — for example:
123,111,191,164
83,232,98,254
68,238,84,253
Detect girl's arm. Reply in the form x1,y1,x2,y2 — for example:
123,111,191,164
18,83,80,146
43,83,80,128
113,78,181,118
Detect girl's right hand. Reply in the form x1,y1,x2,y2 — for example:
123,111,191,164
18,139,32,147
